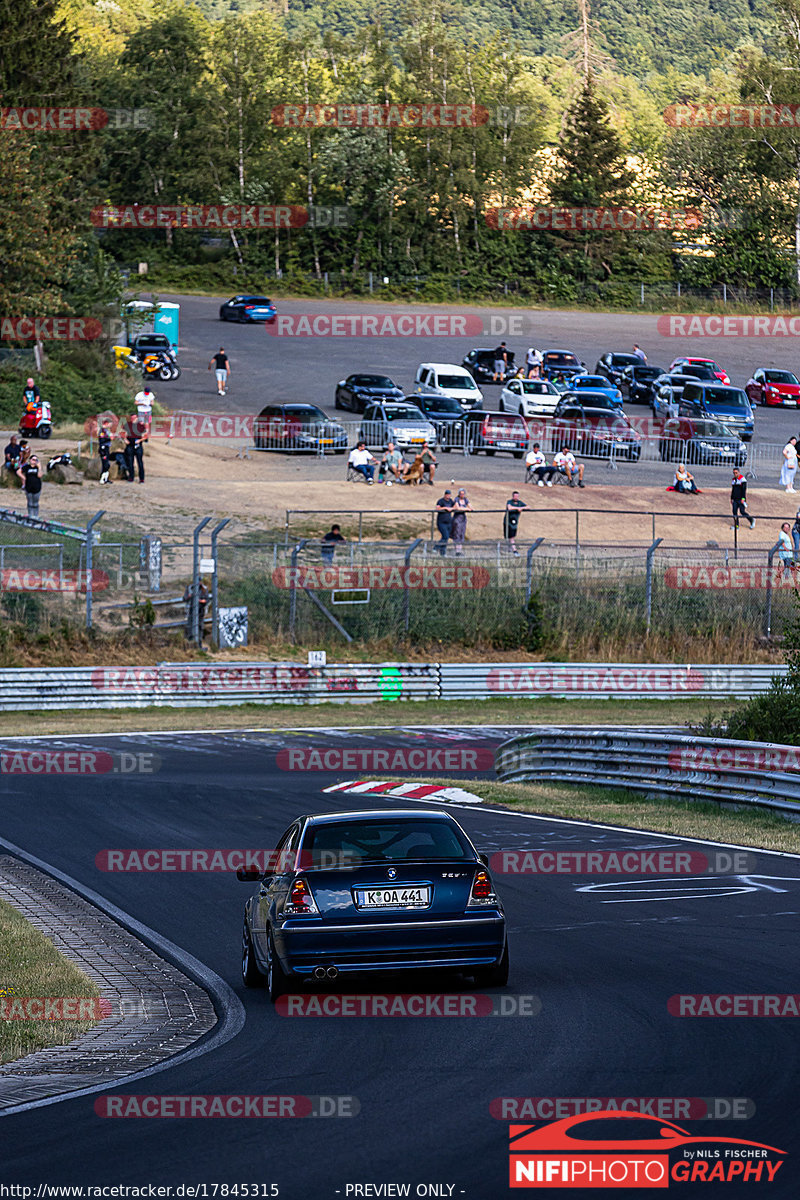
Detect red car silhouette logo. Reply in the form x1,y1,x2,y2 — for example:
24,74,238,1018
510,1110,785,1155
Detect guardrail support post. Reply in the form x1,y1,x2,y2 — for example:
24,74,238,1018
525,538,545,605
210,518,231,649
191,517,211,645
645,537,663,634
289,539,307,643
764,540,781,638
403,537,423,633
85,510,104,630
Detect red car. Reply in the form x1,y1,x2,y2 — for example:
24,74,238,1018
510,1111,784,1155
745,368,800,407
669,356,730,384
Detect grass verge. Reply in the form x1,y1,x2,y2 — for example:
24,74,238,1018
0,696,738,738
0,897,101,1066
397,777,800,854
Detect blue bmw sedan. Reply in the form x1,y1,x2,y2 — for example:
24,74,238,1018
240,809,509,1000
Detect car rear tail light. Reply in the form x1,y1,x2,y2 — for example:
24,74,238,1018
468,869,496,906
285,877,319,915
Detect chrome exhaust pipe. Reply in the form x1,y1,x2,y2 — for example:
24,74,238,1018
326,966,339,979
313,966,327,980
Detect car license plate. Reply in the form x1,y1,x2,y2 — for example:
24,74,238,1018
497,440,515,448
320,439,333,444
409,437,424,443
355,885,431,909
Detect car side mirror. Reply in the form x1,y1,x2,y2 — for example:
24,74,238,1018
478,852,489,867
236,868,263,882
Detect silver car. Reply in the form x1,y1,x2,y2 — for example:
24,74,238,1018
359,401,437,450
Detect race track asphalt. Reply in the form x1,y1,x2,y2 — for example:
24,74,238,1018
1,726,799,1198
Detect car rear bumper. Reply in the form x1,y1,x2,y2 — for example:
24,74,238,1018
277,913,506,975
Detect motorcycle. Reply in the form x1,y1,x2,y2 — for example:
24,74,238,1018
113,344,181,381
20,400,52,439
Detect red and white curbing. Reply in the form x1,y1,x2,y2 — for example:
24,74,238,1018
323,780,483,805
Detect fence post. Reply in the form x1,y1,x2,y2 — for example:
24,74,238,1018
403,538,423,632
645,538,663,633
289,539,307,643
575,511,580,579
84,510,104,630
525,537,545,605
191,517,211,645
210,518,231,649
764,540,781,638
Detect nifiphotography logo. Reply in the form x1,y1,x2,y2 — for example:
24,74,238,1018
508,1111,786,1187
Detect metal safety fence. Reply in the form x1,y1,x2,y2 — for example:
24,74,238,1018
495,727,800,815
0,661,785,712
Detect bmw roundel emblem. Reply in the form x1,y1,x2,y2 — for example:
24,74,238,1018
387,868,397,879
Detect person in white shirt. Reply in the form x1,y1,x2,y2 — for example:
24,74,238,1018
780,436,798,493
778,522,796,575
525,348,543,379
525,442,556,486
554,446,584,487
134,385,154,434
348,441,377,483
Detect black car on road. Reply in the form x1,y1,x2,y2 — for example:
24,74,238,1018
541,349,585,382
335,374,404,413
620,363,666,405
595,351,644,388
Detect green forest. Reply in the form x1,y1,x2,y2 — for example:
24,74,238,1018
4,0,800,325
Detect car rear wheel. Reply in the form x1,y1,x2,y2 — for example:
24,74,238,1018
242,918,264,988
266,929,290,1002
485,449,495,457
513,450,523,459
475,941,509,988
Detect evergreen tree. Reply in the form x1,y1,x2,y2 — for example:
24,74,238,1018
549,73,633,207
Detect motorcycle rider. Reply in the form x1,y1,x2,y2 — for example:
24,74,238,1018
22,378,40,412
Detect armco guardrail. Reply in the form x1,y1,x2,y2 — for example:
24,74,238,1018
438,663,785,700
0,662,785,711
495,728,800,814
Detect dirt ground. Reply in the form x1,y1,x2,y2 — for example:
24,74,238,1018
4,434,797,546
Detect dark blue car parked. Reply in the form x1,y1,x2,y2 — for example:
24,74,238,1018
240,809,509,1000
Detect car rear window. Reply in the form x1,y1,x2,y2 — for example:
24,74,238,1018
610,354,641,366
302,818,473,864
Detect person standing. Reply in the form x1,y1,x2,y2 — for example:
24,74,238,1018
209,347,230,396
504,491,528,556
632,345,647,362
525,348,542,379
434,489,454,556
134,384,155,434
778,522,796,576
730,468,755,529
98,421,112,484
781,436,798,493
183,577,210,641
451,488,473,555
125,415,147,484
793,505,800,563
321,524,346,564
493,342,508,382
17,453,42,518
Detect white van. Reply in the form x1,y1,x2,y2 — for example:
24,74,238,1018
414,362,484,411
